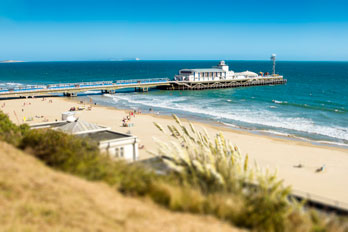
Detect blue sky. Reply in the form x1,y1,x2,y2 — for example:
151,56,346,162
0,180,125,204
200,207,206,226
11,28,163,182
1,0,348,61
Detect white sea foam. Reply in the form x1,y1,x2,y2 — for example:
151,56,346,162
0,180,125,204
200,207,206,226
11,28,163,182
223,123,348,147
272,100,288,104
102,93,348,141
5,82,23,86
260,130,292,137
314,140,348,147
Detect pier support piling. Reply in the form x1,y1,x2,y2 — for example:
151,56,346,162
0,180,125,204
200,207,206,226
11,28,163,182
66,92,77,97
159,78,287,91
102,89,116,94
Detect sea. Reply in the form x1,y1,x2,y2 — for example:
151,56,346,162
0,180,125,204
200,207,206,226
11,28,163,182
1,61,347,147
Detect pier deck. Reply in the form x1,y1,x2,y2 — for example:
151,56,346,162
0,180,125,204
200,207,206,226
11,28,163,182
164,77,286,90
0,76,286,98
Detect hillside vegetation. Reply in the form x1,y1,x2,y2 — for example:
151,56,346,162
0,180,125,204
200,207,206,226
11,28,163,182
0,110,347,231
0,141,239,232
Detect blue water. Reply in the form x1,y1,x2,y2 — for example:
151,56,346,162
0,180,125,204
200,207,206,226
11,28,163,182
1,61,347,146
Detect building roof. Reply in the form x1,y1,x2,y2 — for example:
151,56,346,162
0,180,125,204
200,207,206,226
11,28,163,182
236,71,258,76
30,121,70,129
57,120,104,134
218,60,226,66
182,68,226,73
77,130,132,142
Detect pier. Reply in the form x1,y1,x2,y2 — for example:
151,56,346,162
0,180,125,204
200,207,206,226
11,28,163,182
0,76,286,99
162,77,286,90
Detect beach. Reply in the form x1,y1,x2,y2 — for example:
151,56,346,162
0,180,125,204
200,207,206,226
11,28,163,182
2,96,348,206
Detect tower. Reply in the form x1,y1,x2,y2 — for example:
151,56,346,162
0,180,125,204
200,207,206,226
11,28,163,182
271,54,276,75
217,60,229,72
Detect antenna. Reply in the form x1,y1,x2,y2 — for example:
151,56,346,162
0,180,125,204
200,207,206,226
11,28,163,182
271,54,276,75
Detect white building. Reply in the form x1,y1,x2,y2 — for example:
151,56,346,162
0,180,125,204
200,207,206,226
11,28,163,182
77,129,139,162
174,60,259,82
30,120,139,162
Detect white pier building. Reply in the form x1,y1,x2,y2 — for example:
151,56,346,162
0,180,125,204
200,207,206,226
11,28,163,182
174,60,263,82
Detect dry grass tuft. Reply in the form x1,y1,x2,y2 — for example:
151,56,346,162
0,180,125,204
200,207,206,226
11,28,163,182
150,114,348,232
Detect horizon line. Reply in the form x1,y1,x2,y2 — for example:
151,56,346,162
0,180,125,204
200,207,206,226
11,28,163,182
2,59,348,63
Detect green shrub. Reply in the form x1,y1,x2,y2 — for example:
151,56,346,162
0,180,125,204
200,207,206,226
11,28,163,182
0,111,29,146
19,128,158,194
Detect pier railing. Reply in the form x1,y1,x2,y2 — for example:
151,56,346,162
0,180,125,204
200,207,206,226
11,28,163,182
115,78,169,85
0,78,170,95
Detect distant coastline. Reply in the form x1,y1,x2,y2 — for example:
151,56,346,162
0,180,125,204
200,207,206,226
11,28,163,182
0,60,25,63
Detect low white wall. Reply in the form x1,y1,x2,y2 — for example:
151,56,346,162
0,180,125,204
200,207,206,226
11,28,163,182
99,137,139,162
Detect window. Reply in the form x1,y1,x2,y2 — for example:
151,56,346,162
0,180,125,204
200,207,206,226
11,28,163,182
180,71,192,74
120,147,124,157
115,148,119,157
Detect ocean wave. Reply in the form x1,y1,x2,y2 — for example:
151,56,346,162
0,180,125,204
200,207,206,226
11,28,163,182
272,100,347,113
259,129,348,148
272,100,287,104
0,82,24,87
101,93,348,141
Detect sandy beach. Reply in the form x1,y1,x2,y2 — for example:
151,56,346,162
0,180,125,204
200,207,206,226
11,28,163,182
1,96,348,206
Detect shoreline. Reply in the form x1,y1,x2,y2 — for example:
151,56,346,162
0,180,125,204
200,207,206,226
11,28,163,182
1,96,348,205
76,94,348,152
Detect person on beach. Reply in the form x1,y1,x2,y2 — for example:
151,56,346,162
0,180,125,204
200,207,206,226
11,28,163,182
316,165,326,173
294,163,303,168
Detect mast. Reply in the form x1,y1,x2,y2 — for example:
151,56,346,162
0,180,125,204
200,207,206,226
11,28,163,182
271,54,276,75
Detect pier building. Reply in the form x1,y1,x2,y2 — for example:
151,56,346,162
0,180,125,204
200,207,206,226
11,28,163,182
175,61,235,81
175,60,274,82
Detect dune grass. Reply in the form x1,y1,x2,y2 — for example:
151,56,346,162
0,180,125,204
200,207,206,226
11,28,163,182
0,110,347,231
0,110,29,146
